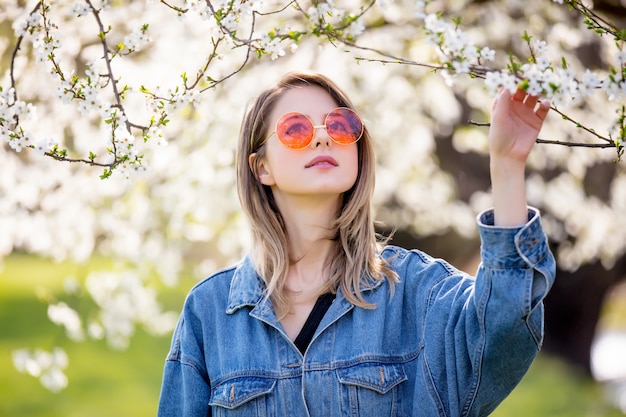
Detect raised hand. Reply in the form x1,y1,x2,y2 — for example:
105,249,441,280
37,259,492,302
488,88,551,164
488,88,550,226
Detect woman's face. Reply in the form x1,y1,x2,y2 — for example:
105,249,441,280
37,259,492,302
252,85,359,202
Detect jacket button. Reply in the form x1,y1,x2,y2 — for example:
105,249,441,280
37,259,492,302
285,361,301,368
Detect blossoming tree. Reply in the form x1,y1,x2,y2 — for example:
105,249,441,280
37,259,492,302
1,0,624,394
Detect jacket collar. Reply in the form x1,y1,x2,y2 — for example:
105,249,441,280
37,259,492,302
225,255,387,314
226,256,266,314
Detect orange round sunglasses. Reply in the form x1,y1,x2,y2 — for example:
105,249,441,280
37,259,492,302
260,107,364,150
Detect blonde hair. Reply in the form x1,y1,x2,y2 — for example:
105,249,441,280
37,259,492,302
236,71,397,317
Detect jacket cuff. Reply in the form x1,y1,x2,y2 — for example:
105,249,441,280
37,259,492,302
477,207,549,269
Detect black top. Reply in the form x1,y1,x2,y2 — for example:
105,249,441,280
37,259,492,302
293,292,335,354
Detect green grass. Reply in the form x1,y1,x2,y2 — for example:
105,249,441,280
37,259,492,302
493,355,624,417
0,254,624,416
0,254,183,417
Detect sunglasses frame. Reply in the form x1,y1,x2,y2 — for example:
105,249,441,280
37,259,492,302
258,107,364,151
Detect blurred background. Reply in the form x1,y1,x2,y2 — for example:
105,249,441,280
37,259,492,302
1,0,626,415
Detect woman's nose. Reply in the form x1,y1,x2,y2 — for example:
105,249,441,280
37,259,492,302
311,125,331,148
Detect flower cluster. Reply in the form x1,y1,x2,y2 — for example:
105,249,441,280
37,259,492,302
5,6,72,155
257,33,298,60
122,25,152,53
69,2,93,18
413,0,624,121
13,10,40,37
415,1,496,76
4,2,154,177
0,88,48,153
484,39,624,109
12,348,69,392
86,270,177,349
307,0,366,41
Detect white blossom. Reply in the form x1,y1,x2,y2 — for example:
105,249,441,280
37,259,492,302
70,2,93,17
123,27,151,52
48,302,84,341
536,54,551,71
183,89,201,107
578,69,601,96
12,348,69,392
424,14,448,36
220,13,239,32
85,65,101,84
13,21,29,37
452,60,470,75
239,0,264,15
414,1,426,19
260,35,287,60
484,71,503,95
479,47,495,61
55,82,74,104
527,78,543,96
76,100,91,116
532,39,548,54
13,12,41,36
0,87,14,103
0,125,12,143
484,70,519,95
32,137,52,155
346,18,365,38
88,321,105,339
603,75,625,101
0,103,11,121
13,101,36,121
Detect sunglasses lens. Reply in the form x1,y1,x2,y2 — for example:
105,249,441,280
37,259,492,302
276,113,314,149
326,108,363,145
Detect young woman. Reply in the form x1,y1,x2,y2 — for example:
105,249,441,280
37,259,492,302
157,71,556,417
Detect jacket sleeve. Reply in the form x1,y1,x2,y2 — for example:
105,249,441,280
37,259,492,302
423,207,556,417
157,303,211,417
472,207,555,415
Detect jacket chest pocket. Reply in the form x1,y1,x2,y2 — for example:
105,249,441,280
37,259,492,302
209,377,276,417
337,363,407,417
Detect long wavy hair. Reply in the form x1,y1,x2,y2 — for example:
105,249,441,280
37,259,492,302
236,71,397,317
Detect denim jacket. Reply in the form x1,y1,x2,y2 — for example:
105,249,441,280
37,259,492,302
157,208,556,417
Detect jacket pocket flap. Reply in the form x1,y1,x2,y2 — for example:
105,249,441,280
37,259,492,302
337,363,407,394
210,377,276,409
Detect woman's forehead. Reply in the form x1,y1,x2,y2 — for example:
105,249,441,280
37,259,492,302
270,85,338,119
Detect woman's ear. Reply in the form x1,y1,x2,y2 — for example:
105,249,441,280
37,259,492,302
249,153,275,186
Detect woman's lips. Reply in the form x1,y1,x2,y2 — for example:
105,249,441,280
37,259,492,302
305,156,338,168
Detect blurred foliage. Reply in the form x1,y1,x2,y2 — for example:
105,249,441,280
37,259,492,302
493,355,625,417
0,254,190,417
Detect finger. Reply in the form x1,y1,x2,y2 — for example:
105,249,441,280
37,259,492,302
512,88,526,101
499,87,512,100
525,94,539,108
492,88,509,111
535,100,551,120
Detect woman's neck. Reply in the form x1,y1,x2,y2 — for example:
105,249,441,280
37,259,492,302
273,193,340,292
275,192,339,250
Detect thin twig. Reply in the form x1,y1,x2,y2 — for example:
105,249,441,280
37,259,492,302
468,120,618,148
44,152,114,166
567,0,621,39
535,138,617,148
550,106,613,143
9,2,43,110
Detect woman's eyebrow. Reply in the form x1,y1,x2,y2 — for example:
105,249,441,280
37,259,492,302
282,113,309,123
